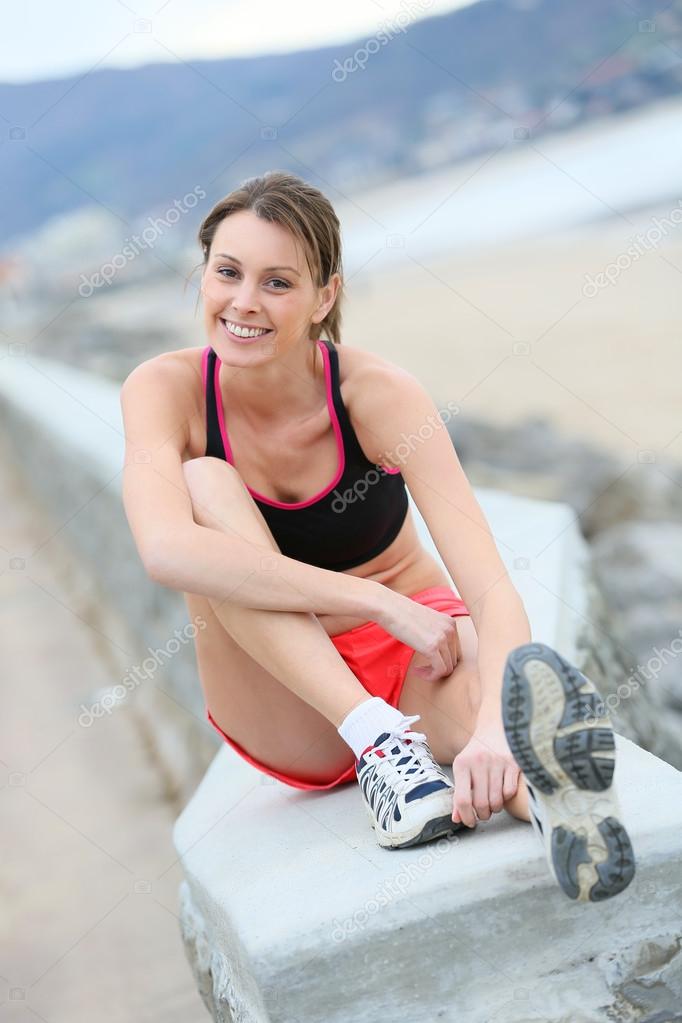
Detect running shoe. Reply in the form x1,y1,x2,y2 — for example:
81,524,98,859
502,642,636,902
355,713,465,849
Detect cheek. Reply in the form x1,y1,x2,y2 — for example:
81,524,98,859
201,280,224,307
274,292,308,317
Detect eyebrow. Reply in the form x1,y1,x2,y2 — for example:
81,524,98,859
212,253,301,276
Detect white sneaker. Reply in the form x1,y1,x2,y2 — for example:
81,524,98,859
355,714,464,849
502,642,636,902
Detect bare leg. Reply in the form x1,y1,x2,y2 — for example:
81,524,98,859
182,457,376,727
398,615,531,822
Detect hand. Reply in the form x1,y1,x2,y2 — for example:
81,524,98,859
376,589,462,682
451,720,521,828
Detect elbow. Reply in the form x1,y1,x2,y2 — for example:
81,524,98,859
141,547,169,586
140,526,199,590
140,537,179,588
144,555,169,587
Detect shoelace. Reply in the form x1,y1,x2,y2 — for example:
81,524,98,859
525,781,547,841
367,713,449,797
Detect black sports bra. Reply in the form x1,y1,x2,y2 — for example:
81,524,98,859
202,338,409,571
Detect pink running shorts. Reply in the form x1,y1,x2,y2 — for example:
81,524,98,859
205,584,470,791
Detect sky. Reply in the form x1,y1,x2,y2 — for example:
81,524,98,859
2,0,481,83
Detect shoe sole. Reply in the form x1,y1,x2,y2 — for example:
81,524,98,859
370,809,464,849
501,642,636,902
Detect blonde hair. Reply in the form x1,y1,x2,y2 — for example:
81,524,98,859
191,170,345,345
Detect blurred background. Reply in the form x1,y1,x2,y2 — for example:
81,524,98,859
2,0,681,1019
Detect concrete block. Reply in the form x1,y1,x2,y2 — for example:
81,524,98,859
174,733,682,1022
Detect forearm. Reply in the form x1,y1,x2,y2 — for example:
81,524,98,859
472,585,532,722
148,523,384,620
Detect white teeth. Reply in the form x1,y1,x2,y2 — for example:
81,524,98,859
223,319,270,338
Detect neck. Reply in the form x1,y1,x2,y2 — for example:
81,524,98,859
218,338,324,425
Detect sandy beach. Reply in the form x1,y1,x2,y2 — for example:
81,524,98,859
342,213,682,466
329,97,682,468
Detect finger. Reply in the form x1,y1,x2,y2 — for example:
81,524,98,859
442,620,458,670
423,645,450,682
434,619,458,679
488,762,506,814
502,763,520,802
450,619,462,666
455,621,463,663
452,759,475,828
439,638,454,677
414,658,445,682
471,762,491,821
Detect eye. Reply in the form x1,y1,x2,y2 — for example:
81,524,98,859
216,267,290,290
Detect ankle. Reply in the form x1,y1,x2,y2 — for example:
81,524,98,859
336,696,409,759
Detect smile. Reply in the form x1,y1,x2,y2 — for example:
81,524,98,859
220,318,273,340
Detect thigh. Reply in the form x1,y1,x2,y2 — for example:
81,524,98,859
397,615,482,763
190,592,357,784
181,459,357,784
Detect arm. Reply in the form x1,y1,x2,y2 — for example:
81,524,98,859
120,358,384,620
350,362,531,722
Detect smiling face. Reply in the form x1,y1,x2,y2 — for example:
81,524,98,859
200,209,340,366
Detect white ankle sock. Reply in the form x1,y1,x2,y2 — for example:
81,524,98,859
337,696,412,759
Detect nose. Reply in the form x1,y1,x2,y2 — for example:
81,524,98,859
229,277,261,314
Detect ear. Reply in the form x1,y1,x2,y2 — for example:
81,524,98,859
311,272,342,324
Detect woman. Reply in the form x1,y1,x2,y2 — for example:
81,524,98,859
121,171,634,902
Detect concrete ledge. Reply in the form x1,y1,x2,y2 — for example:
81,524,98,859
0,350,219,801
175,735,682,1023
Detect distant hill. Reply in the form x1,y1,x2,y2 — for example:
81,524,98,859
2,0,680,246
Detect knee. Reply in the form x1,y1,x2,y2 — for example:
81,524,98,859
182,456,243,498
182,457,248,529
182,457,281,551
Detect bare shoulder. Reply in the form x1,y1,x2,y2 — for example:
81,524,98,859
122,346,202,394
336,342,420,466
336,342,413,392
120,346,204,451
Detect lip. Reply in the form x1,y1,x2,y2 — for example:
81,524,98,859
220,318,273,344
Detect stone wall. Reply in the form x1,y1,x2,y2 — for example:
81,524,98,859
0,350,216,806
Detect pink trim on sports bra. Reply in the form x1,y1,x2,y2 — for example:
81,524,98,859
201,345,210,397
211,338,346,509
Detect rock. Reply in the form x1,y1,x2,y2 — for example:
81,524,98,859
590,521,682,720
591,520,682,608
599,932,682,1019
450,415,682,537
